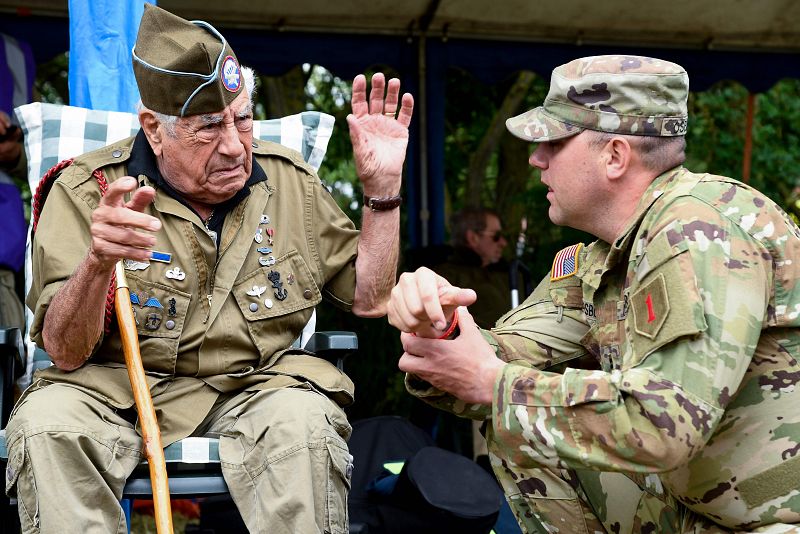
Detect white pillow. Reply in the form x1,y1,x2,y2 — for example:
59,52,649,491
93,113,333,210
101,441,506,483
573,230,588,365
14,102,334,386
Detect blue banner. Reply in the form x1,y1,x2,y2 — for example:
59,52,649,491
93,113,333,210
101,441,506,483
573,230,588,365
68,0,154,112
0,34,35,117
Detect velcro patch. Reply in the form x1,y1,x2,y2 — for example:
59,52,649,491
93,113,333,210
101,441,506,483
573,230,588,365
661,117,687,136
631,273,670,339
550,244,582,281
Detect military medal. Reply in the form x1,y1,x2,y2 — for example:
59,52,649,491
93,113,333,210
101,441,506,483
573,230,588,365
267,270,288,301
124,259,150,271
246,285,267,298
150,251,172,263
142,296,163,330
166,267,186,281
254,228,264,244
143,296,163,308
260,214,270,225
259,256,276,267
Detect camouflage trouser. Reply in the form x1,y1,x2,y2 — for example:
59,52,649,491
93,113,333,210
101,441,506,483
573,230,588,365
488,449,800,534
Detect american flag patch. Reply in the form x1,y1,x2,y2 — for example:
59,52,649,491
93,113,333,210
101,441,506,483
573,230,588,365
550,244,583,281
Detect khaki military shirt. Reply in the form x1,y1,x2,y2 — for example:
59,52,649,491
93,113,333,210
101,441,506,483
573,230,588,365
488,167,800,529
27,135,360,443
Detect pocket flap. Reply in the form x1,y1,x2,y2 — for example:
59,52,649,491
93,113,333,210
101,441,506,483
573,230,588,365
234,251,322,320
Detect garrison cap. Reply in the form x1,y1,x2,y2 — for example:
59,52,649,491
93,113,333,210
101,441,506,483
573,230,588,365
506,55,689,142
132,3,244,117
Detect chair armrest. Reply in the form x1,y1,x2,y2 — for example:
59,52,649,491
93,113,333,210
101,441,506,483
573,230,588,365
303,331,358,371
0,328,24,426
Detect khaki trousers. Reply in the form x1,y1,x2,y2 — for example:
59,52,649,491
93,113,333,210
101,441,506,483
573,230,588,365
6,382,352,533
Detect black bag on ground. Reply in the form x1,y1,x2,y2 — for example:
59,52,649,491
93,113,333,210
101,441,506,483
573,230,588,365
372,446,503,534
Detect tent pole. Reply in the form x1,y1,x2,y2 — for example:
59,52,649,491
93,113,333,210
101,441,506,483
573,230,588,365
742,92,755,183
417,32,429,246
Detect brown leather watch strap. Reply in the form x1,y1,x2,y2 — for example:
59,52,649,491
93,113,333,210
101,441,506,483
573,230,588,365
363,194,402,211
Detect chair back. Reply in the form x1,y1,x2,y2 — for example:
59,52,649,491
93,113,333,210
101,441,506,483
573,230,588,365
14,102,335,386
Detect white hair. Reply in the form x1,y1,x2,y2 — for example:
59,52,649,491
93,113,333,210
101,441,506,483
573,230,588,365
137,66,256,137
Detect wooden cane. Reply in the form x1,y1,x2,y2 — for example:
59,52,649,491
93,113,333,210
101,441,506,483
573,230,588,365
114,261,174,533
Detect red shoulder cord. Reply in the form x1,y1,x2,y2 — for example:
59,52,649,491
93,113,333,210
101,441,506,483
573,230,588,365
33,159,116,335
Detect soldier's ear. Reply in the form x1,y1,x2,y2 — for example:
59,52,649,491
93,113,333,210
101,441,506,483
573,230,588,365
604,136,632,180
138,110,165,157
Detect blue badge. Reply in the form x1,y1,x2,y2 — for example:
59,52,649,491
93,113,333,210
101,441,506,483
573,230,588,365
130,293,141,306
222,55,241,92
150,251,172,263
143,297,163,309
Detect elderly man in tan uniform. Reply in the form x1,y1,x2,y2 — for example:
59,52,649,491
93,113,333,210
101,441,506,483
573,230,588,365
387,55,800,533
5,5,413,533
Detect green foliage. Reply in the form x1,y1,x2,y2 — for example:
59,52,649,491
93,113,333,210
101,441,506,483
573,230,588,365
685,79,800,204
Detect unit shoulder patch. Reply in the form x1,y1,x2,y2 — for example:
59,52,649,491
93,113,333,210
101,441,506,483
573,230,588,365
631,273,670,339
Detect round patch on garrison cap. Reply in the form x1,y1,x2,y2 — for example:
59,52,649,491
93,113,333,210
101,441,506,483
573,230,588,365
222,55,242,92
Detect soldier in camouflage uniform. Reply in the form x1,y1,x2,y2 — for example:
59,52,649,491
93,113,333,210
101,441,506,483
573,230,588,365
388,55,800,533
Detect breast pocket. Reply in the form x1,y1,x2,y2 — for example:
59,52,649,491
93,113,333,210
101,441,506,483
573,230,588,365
125,273,192,373
233,250,322,366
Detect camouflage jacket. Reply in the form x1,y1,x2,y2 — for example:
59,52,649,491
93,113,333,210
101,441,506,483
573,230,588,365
411,166,800,528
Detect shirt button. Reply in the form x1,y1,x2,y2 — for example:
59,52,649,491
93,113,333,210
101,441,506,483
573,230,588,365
165,320,175,330
249,302,259,312
303,289,312,300
112,149,123,158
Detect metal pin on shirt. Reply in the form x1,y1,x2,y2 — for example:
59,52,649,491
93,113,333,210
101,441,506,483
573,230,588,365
254,228,264,244
246,285,267,298
267,270,288,301
259,256,276,267
166,267,186,281
150,251,172,263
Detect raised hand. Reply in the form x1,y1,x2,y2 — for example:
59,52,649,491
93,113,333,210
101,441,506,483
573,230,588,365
89,176,160,268
347,73,414,195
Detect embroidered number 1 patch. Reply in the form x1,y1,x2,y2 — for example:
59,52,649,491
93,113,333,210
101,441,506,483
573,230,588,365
631,273,670,339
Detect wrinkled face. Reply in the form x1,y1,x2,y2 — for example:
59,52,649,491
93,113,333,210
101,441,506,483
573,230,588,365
528,132,601,230
156,91,254,207
470,213,507,267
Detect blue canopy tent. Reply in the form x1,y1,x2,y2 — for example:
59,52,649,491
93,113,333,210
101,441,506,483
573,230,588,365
2,0,799,247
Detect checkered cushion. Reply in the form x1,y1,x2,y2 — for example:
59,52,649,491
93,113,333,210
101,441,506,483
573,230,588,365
163,437,220,464
13,102,334,387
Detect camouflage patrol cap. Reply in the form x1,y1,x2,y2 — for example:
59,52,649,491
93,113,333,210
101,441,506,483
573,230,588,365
506,55,689,142
132,4,244,117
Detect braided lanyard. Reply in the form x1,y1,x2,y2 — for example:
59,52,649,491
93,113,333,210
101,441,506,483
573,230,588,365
33,159,116,334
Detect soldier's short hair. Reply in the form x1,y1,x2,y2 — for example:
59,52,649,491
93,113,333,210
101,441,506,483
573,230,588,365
586,131,686,173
